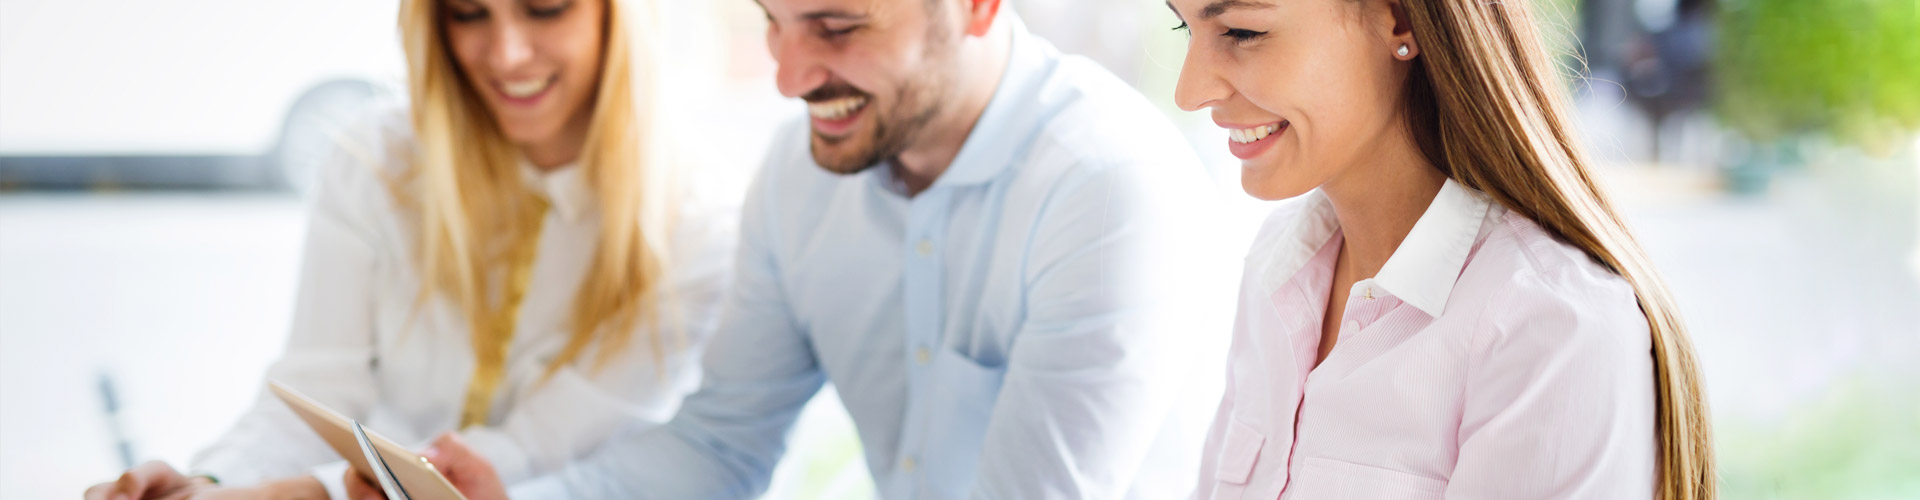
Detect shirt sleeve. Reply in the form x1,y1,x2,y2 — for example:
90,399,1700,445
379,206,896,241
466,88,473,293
188,121,391,496
464,199,738,486
511,151,823,500
1444,270,1657,499
967,162,1230,499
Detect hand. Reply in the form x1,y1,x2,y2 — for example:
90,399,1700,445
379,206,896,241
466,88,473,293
342,467,383,500
83,461,213,500
346,433,508,500
86,463,327,500
424,433,509,500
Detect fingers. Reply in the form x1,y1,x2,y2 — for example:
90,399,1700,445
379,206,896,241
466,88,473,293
422,432,471,463
424,432,493,479
82,481,116,500
104,461,182,500
424,432,508,500
342,466,385,500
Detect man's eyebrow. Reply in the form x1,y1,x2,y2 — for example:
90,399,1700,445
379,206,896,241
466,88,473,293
749,1,867,22
800,8,868,21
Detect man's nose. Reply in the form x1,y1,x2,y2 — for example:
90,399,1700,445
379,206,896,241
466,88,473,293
767,29,829,98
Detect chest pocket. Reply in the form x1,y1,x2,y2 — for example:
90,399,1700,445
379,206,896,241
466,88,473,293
1285,457,1445,500
918,347,1007,498
1208,417,1267,500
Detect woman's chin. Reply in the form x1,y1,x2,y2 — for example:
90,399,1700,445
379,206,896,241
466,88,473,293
499,123,564,148
1240,167,1316,201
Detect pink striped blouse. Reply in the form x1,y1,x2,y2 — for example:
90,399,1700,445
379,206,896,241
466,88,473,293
1193,180,1657,499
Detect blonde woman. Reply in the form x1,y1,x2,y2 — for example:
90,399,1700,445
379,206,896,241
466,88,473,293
1168,0,1713,498
82,0,730,499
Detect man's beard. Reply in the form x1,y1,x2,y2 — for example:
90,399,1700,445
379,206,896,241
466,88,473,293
805,74,948,175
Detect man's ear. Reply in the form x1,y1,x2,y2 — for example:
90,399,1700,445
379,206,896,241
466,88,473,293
964,0,1004,37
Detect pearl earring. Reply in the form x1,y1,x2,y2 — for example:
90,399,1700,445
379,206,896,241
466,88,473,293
1397,44,1411,57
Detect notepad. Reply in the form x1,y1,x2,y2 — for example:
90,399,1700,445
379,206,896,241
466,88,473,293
268,381,468,500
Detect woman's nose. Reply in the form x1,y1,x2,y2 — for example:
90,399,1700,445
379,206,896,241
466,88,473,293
1174,46,1229,112
488,21,536,72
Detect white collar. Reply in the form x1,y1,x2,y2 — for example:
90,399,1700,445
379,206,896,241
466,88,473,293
519,160,592,223
1254,179,1492,316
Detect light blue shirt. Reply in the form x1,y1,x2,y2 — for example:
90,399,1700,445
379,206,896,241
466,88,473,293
516,18,1236,500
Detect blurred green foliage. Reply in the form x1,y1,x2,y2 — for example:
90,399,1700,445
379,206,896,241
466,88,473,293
1533,0,1585,73
1717,377,1920,499
1715,0,1920,154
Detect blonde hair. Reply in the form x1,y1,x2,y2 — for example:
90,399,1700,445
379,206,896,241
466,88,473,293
394,0,681,390
1395,0,1716,497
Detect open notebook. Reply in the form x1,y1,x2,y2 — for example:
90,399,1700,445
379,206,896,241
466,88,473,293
268,381,468,500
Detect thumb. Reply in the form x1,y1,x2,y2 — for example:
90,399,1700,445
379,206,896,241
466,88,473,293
343,466,387,500
114,461,178,498
424,431,501,484
423,432,470,465
423,431,492,478
423,432,508,500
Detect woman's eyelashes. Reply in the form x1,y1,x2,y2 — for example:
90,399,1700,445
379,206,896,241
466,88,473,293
1169,21,1267,44
527,0,573,19
448,5,488,23
445,0,572,23
1222,28,1267,42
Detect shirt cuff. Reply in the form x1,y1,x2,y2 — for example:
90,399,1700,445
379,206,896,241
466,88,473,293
311,461,351,500
190,453,269,487
460,427,534,485
191,448,284,486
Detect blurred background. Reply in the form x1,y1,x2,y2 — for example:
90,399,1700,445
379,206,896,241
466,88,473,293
2,0,1916,498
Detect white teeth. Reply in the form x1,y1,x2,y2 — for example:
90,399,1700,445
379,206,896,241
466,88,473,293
503,77,552,98
1228,123,1281,144
807,96,869,121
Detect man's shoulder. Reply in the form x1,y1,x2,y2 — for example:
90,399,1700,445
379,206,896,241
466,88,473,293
996,56,1204,212
1024,54,1194,172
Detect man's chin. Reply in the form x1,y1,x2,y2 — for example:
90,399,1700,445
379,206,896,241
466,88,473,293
809,134,881,175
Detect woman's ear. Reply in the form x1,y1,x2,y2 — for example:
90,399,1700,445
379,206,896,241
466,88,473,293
1383,0,1419,60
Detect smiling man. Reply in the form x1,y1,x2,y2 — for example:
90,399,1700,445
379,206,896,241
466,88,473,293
402,0,1237,498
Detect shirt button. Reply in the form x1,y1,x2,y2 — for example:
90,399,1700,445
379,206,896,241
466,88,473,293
1344,320,1360,331
901,456,917,473
916,240,933,256
914,347,931,365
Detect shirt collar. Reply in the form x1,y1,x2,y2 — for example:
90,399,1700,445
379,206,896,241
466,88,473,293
1256,178,1491,317
1373,179,1492,316
925,13,1056,189
1254,189,1342,296
519,160,592,222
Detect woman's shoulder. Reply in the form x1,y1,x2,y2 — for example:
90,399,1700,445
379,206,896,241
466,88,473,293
1455,208,1650,352
311,102,416,197
1475,209,1635,296
303,102,421,244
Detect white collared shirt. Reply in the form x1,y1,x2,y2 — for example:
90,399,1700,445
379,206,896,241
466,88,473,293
1194,179,1657,499
189,107,736,500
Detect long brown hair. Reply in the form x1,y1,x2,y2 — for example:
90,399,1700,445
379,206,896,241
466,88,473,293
1396,0,1715,497
395,0,683,395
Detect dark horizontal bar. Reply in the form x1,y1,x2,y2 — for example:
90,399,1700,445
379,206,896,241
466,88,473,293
0,155,289,191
